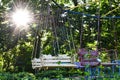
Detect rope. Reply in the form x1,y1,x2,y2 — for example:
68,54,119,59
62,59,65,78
51,0,63,10
51,16,56,55
80,14,84,48
70,27,76,53
109,0,118,60
32,25,39,59
96,0,101,49
64,10,98,18
66,17,74,52
64,10,120,19
66,27,72,52
51,0,120,19
52,14,60,55
55,13,60,55
113,19,118,59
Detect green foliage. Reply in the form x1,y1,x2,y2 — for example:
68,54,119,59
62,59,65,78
0,72,36,80
0,55,3,72
14,72,36,80
36,68,81,79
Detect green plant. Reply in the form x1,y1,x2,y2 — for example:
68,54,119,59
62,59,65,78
0,55,3,72
0,72,14,80
14,72,36,80
0,72,36,80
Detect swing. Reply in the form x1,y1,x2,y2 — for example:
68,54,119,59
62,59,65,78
32,54,77,69
31,1,78,69
77,48,101,67
31,0,101,69
76,5,101,67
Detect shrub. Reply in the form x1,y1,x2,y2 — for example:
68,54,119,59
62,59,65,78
0,72,36,80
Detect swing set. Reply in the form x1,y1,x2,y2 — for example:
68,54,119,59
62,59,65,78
31,0,120,70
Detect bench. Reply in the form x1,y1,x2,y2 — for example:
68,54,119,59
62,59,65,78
31,54,77,69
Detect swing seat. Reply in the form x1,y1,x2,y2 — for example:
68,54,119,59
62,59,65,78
31,54,77,69
77,48,101,67
81,58,101,67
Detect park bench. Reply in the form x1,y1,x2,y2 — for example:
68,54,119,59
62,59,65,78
31,54,77,69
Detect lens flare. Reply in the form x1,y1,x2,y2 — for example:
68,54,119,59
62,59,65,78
12,9,32,27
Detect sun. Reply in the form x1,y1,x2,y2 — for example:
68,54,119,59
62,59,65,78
11,8,32,27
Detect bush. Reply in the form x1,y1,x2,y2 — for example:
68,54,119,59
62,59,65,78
0,72,14,80
0,72,36,80
35,68,82,79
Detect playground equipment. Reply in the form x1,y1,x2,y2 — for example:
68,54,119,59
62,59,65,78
31,1,120,76
77,48,101,67
32,54,77,69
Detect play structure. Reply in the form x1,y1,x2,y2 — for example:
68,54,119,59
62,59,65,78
31,0,120,75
